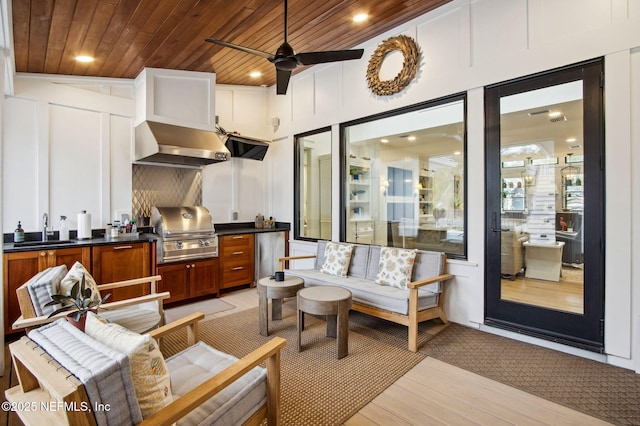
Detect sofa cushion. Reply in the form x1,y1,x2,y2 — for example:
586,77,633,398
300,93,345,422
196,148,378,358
60,261,102,303
412,250,446,293
375,247,417,289
25,265,68,316
286,268,438,315
28,319,142,425
166,341,267,426
321,242,353,277
85,312,172,419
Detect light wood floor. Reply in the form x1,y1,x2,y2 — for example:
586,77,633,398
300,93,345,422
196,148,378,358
501,265,584,314
2,286,609,426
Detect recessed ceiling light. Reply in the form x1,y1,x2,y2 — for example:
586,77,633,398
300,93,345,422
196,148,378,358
407,136,416,141
353,13,368,23
380,138,389,143
75,55,94,63
250,71,262,78
566,137,577,143
454,151,461,156
548,111,563,118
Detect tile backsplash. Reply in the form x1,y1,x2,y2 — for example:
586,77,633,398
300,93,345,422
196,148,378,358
132,164,202,224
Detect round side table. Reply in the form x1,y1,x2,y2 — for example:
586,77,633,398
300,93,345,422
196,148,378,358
297,286,352,359
257,275,305,336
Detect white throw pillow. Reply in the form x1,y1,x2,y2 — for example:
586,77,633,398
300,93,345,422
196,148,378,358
59,262,102,303
375,247,417,289
85,312,173,418
321,242,354,277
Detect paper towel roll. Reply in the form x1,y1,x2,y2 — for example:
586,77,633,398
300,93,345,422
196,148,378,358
77,210,92,239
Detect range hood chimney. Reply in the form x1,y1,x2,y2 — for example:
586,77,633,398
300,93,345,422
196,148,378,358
135,121,230,167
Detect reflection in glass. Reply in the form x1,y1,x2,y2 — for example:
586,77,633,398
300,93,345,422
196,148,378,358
342,98,466,257
498,81,585,314
296,129,331,240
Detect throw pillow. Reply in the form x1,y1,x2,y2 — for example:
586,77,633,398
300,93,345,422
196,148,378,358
321,242,354,277
26,265,68,316
60,261,101,303
375,247,417,289
85,312,173,418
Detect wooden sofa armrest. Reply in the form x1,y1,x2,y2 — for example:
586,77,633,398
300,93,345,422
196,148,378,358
12,292,171,331
140,336,287,426
407,273,455,290
97,275,162,293
277,255,316,270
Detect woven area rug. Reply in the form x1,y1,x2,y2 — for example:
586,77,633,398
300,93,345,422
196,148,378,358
160,302,428,425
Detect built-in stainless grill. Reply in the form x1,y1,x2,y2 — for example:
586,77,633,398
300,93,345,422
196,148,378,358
151,206,218,264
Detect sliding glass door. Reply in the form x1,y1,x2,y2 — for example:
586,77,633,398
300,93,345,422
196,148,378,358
485,59,605,351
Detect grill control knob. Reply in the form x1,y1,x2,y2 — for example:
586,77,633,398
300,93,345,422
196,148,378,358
176,241,183,249
198,239,211,247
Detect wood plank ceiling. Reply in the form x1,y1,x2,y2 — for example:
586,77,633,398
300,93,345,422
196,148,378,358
12,0,452,87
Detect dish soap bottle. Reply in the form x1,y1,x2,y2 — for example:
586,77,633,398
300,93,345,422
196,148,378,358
14,221,25,243
59,215,69,240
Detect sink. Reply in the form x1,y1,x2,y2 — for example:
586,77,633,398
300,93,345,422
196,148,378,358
14,240,75,247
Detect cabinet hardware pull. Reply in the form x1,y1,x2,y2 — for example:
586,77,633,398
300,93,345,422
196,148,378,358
113,245,133,250
230,266,244,271
232,251,244,255
232,236,243,239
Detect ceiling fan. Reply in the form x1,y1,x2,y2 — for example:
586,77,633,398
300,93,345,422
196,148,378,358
205,0,364,95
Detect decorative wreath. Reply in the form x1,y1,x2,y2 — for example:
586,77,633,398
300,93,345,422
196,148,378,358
366,35,420,96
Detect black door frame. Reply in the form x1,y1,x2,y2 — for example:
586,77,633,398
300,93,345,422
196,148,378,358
484,58,605,352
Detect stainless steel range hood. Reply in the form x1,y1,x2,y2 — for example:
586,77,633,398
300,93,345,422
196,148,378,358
135,121,230,167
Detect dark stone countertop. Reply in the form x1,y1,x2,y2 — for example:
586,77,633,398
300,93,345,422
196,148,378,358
3,222,290,253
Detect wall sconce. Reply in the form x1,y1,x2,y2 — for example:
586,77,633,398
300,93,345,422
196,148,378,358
270,116,280,131
381,180,389,197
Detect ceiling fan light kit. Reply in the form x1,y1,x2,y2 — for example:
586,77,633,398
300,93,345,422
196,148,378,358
205,0,364,95
366,35,420,96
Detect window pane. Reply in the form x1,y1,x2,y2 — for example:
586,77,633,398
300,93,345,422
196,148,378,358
295,129,331,240
343,99,466,257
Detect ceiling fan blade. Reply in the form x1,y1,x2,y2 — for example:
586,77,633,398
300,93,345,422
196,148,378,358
205,38,273,60
294,49,364,65
276,69,292,95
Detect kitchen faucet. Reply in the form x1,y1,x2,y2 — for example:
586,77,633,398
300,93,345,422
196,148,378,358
42,213,52,241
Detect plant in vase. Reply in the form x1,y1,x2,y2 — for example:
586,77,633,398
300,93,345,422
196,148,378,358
45,273,110,330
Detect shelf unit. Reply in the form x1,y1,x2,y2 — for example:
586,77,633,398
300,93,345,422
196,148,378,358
562,166,583,211
418,170,434,227
347,158,373,243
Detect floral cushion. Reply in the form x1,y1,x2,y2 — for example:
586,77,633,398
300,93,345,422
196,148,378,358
59,261,102,303
321,242,354,277
375,247,417,289
85,312,173,418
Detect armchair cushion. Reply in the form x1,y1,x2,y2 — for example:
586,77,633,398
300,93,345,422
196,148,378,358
85,312,172,419
24,265,67,316
28,319,143,425
60,261,101,303
166,341,267,426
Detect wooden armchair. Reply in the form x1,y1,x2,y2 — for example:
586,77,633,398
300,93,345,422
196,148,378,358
5,312,287,426
13,273,170,334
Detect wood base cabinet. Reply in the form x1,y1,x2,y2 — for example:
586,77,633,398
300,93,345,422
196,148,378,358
3,247,91,334
219,234,255,290
156,258,218,304
91,242,152,301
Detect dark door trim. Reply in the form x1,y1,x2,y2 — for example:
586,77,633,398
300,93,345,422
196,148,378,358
484,58,605,352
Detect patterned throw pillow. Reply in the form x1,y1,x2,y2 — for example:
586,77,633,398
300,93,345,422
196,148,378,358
85,312,173,418
321,242,354,277
59,262,102,303
375,247,418,289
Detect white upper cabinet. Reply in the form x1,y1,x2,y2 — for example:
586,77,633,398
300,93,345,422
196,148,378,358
134,68,216,131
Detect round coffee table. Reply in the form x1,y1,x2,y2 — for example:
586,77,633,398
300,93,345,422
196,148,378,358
297,286,352,359
257,275,305,336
